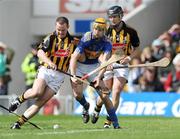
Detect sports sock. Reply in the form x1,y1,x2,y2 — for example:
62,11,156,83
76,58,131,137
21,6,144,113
107,108,119,127
76,95,88,110
17,115,28,126
95,104,102,112
106,115,111,121
18,93,26,103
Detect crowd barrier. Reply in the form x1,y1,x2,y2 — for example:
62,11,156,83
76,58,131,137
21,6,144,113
73,92,180,117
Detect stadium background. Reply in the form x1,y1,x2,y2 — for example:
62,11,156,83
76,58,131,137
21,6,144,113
0,0,179,115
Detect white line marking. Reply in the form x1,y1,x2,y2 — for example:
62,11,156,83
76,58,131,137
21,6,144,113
0,128,115,137
38,129,114,135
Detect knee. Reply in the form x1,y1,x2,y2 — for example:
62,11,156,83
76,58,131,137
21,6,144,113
73,91,83,100
100,93,109,100
32,89,44,98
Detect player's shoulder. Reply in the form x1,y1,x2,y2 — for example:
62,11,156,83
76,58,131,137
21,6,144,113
82,31,92,42
124,22,138,33
43,32,56,42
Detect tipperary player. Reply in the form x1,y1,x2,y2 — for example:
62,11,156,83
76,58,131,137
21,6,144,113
70,17,120,129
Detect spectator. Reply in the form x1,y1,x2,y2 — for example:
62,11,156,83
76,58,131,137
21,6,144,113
159,31,173,49
0,42,14,95
134,67,164,92
164,53,180,93
128,57,143,93
140,46,157,63
151,38,166,60
158,48,174,84
168,24,180,54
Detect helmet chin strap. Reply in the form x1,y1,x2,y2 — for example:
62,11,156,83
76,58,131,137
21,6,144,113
110,21,123,30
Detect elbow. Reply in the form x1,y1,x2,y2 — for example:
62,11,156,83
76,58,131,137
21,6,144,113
37,50,42,58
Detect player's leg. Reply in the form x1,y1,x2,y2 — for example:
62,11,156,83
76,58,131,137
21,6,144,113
71,62,100,124
91,96,103,124
71,80,90,123
9,78,46,112
112,76,126,109
97,89,120,129
104,68,127,128
11,86,54,129
103,76,126,128
91,72,113,124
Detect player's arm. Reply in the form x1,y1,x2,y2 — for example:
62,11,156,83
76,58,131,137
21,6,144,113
37,49,56,70
121,28,140,64
94,40,112,86
69,51,81,75
37,36,57,70
98,52,111,78
129,29,140,60
93,52,111,87
69,49,82,83
129,28,140,59
70,35,87,77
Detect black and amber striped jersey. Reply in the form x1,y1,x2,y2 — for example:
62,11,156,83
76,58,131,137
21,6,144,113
38,31,78,72
106,21,140,56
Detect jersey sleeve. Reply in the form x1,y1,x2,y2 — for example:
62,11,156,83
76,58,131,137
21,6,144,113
131,29,140,48
38,34,51,52
75,32,91,54
103,40,112,54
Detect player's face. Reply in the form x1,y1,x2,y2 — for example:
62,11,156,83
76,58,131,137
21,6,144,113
93,27,105,38
56,22,68,39
108,15,121,26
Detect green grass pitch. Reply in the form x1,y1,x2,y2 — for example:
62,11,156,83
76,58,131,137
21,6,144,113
0,115,180,139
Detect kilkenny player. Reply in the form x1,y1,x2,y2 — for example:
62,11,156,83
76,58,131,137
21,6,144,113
92,6,140,128
9,16,77,129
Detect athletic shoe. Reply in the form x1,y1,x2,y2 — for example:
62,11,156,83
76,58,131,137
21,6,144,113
104,120,112,128
9,98,21,112
91,110,100,124
10,122,21,129
82,103,90,123
114,125,121,129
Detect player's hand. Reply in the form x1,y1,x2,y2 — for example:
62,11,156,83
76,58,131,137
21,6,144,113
106,64,113,70
70,75,81,84
93,77,101,88
119,56,131,64
48,62,57,70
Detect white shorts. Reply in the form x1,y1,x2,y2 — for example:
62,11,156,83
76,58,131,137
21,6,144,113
103,63,129,81
76,62,100,82
37,66,65,93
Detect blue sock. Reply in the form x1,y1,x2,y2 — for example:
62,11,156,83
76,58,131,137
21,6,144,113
107,108,119,128
76,95,88,109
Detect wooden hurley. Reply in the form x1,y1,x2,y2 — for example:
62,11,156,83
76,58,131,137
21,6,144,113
112,57,170,69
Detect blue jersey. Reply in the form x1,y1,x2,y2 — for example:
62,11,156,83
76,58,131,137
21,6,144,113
75,32,112,64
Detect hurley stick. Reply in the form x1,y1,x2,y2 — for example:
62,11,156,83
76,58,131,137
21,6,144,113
0,104,42,129
81,54,125,80
111,57,170,69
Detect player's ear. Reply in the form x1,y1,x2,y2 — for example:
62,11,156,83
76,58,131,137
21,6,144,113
67,24,70,29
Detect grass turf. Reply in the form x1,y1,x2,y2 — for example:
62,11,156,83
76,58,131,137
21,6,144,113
0,115,180,139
